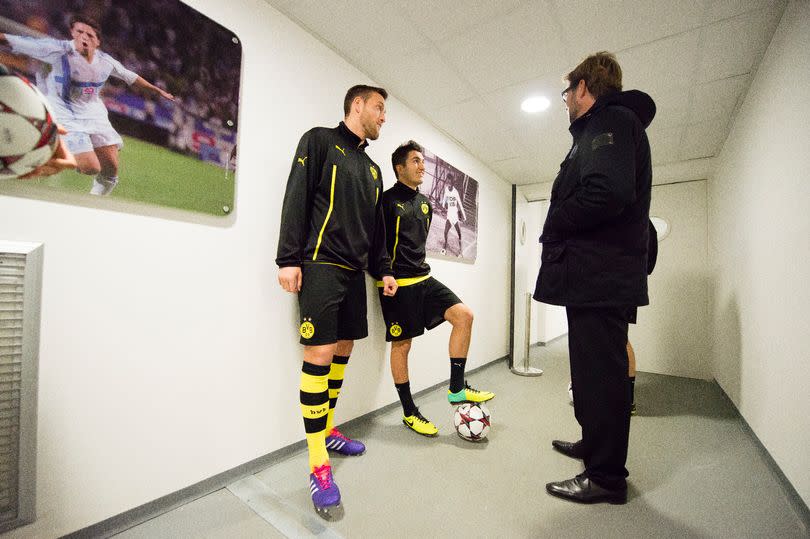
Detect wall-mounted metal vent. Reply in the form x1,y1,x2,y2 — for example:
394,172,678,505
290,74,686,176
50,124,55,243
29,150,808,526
0,241,43,533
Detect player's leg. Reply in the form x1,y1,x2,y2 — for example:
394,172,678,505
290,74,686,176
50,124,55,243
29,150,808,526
391,338,438,436
62,128,101,178
74,151,101,175
324,341,367,452
90,144,120,196
627,341,636,415
324,269,368,455
454,222,462,255
442,219,451,254
297,265,348,513
379,282,437,435
444,302,494,403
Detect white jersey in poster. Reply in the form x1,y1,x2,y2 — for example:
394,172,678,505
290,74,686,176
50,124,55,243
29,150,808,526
441,185,466,226
5,35,138,124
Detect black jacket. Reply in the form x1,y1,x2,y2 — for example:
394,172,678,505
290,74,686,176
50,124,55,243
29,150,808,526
381,181,432,278
534,90,656,307
275,122,392,277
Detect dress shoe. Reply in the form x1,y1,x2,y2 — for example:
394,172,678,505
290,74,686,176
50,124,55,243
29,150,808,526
551,439,585,459
546,475,627,504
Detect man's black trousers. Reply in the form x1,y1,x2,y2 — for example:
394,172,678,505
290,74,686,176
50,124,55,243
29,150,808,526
566,305,632,490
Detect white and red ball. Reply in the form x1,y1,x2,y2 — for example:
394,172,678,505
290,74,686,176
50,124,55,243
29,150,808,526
453,402,491,442
0,72,59,180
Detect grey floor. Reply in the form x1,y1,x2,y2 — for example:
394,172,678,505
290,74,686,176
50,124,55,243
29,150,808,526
115,339,809,538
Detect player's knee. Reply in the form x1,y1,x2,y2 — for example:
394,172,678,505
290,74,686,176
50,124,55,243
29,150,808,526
449,304,473,327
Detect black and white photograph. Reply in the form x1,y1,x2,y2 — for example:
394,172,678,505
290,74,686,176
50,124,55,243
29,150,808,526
420,147,479,262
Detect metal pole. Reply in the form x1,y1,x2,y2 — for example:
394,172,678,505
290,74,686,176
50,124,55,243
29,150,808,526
511,292,543,377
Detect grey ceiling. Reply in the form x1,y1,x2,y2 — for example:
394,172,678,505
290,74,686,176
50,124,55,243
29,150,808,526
266,0,786,188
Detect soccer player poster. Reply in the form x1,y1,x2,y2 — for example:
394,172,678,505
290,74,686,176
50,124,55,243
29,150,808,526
0,0,241,216
419,147,479,263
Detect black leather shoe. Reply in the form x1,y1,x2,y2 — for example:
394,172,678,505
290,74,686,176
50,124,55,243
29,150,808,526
546,475,627,504
551,439,585,459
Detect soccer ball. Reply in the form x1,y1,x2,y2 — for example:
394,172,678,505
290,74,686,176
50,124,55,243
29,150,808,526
453,403,491,442
0,70,59,180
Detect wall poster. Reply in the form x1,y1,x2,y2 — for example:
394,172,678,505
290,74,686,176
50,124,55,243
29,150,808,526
0,0,241,216
420,147,479,263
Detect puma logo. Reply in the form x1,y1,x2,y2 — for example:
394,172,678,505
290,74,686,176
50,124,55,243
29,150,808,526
396,203,406,210
335,145,346,156
297,156,307,166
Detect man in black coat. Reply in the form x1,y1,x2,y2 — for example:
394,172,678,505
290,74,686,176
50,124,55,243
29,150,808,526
534,51,656,504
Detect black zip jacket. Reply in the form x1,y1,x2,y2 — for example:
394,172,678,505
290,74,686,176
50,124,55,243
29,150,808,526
381,181,432,278
275,122,392,277
534,90,656,307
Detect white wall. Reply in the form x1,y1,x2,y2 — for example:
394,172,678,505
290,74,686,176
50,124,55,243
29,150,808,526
708,0,810,506
0,0,512,535
531,201,567,344
630,180,710,379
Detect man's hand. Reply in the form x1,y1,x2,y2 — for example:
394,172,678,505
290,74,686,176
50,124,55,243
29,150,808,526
381,275,398,297
278,266,302,293
157,87,175,101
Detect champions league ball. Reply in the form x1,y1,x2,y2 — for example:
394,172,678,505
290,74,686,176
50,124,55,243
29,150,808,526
453,403,491,442
0,69,59,180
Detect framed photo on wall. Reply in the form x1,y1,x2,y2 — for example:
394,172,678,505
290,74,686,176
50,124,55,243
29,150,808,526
419,147,479,262
0,0,242,216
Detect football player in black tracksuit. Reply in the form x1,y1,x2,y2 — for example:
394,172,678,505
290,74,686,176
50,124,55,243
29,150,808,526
378,140,494,438
276,85,397,516
534,52,656,505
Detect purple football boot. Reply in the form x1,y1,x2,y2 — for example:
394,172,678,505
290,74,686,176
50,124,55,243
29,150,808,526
309,463,341,518
325,427,366,456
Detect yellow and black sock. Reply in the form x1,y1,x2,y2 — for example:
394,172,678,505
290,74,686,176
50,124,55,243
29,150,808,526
300,361,330,471
325,355,349,433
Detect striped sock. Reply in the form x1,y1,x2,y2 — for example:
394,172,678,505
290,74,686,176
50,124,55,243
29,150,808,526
325,355,349,433
300,362,330,471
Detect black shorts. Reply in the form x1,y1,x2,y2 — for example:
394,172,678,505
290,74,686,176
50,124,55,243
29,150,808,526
298,263,368,345
378,276,461,342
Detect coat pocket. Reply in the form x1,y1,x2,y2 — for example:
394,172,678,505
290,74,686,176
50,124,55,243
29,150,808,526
541,240,566,262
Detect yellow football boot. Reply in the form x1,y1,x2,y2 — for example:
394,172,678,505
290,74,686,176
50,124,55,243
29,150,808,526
402,409,439,436
448,382,495,404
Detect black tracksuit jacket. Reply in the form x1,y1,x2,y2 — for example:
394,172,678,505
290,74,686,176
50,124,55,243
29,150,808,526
275,122,392,277
534,90,656,307
381,181,432,278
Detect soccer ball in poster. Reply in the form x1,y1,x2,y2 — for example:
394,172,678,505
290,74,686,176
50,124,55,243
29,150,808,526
453,403,491,441
0,70,59,180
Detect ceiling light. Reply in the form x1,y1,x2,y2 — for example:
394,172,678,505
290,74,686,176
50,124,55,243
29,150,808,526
521,96,550,113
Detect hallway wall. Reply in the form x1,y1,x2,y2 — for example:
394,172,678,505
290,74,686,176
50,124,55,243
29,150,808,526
0,0,511,535
707,0,810,506
630,180,710,379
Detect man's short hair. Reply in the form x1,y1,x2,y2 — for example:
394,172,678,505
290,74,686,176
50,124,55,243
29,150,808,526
343,85,388,116
391,140,423,179
565,51,622,99
69,14,102,39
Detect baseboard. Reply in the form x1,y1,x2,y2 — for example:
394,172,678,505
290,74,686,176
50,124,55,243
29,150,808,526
535,332,568,347
714,381,810,534
63,354,509,538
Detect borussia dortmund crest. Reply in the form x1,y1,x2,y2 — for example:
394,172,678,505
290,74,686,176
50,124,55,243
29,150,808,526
389,323,403,337
421,202,429,215
300,318,315,339
370,165,378,180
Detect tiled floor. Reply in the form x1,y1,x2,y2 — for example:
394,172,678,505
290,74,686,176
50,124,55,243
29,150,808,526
115,339,808,538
